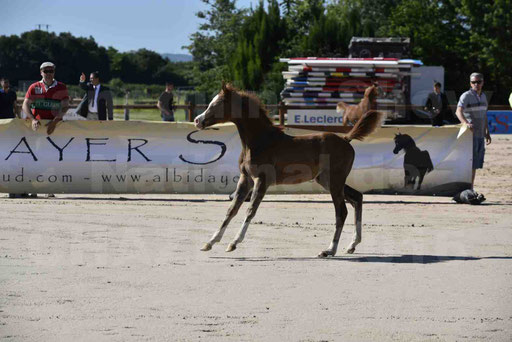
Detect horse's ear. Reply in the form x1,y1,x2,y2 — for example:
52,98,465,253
221,81,232,94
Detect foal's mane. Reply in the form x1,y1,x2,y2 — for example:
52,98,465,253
223,83,276,128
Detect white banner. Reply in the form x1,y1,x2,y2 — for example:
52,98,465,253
0,119,472,196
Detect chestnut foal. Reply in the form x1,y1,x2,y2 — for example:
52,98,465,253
195,84,382,257
336,83,381,126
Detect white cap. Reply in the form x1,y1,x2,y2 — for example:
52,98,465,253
40,61,56,70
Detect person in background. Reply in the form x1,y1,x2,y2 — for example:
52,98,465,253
22,61,70,198
455,72,491,190
1,78,21,198
0,78,18,119
22,61,69,134
157,82,175,122
424,81,451,126
0,78,17,119
76,71,114,120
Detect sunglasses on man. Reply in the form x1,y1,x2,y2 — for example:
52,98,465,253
42,69,55,74
471,80,482,84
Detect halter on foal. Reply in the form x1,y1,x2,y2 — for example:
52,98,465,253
195,83,382,257
336,83,380,126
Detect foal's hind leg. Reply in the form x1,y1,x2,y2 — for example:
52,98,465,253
226,177,268,252
344,185,363,254
201,173,251,251
319,185,348,258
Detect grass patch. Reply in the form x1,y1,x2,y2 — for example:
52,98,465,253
113,109,189,122
112,95,191,122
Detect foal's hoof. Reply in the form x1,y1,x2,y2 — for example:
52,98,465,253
346,247,355,254
226,243,237,252
318,250,334,258
201,243,212,251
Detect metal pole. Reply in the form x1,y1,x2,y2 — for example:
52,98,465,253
187,102,196,122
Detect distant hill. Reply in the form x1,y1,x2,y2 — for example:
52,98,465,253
161,53,193,62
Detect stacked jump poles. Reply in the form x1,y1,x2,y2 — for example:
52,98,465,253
279,57,422,121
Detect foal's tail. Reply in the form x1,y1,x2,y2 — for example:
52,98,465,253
344,110,383,142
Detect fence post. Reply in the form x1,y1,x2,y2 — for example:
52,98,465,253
279,101,286,126
124,92,130,121
187,101,196,122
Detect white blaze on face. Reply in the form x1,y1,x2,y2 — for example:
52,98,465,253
194,94,220,129
194,113,206,129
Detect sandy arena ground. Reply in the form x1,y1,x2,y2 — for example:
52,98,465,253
1,135,511,341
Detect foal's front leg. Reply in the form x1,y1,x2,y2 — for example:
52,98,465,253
201,173,251,251
226,176,268,252
342,109,350,126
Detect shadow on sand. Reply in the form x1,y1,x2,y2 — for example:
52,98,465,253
45,194,512,209
210,254,512,265
39,195,511,206
55,196,214,203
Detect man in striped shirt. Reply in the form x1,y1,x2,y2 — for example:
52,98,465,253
455,72,492,189
21,61,69,198
22,61,69,135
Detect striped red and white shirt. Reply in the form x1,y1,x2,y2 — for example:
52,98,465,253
25,80,69,120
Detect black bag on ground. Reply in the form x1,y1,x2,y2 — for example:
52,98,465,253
452,189,486,205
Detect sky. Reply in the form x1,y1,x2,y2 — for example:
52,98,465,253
0,0,257,55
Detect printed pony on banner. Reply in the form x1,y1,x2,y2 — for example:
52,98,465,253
393,133,434,191
195,83,383,257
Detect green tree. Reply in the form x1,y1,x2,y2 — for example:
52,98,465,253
0,30,111,85
184,0,511,103
383,0,512,103
0,30,191,89
153,62,191,85
108,48,189,85
300,11,347,56
458,0,512,103
186,0,246,94
281,0,326,56
231,0,285,90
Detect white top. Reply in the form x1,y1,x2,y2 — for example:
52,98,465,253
88,84,101,113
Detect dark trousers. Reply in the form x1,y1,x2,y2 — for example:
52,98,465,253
431,113,444,126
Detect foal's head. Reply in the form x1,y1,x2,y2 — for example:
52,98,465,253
393,133,415,154
364,82,381,101
194,83,270,130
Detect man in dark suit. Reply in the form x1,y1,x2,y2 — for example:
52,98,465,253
76,71,114,120
424,82,452,126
